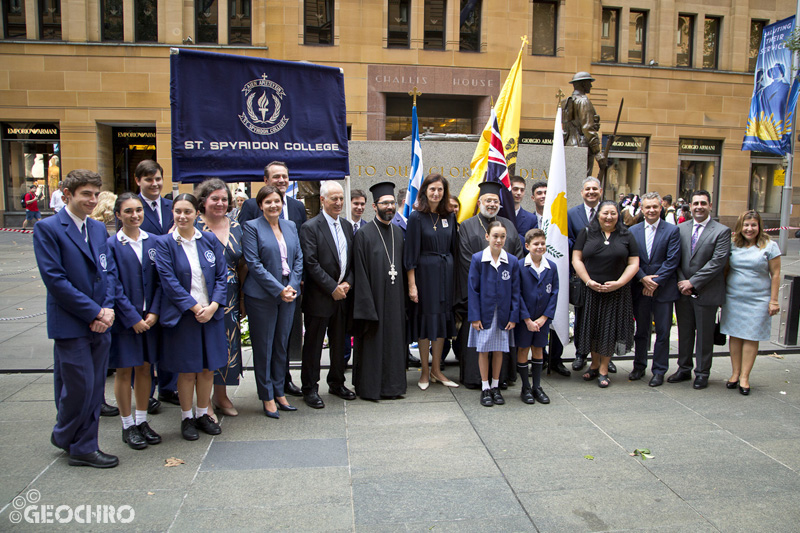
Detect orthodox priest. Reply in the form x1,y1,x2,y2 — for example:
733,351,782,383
456,181,524,388
352,182,408,400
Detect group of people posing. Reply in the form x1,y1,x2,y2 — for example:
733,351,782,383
34,159,781,469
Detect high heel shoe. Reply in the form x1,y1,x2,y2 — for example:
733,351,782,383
212,400,239,417
418,379,430,391
739,385,750,396
263,404,280,419
725,380,739,390
276,402,297,412
430,373,459,388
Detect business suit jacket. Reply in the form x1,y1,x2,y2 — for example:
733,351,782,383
467,251,521,329
34,208,114,339
139,195,173,236
630,221,681,303
239,195,307,229
154,231,227,328
515,207,538,250
676,219,731,306
242,217,303,300
567,204,591,251
300,213,354,317
106,233,162,332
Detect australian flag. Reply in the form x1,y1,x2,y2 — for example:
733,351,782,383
485,108,516,225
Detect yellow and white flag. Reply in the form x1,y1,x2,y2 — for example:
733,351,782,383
457,38,525,223
541,105,570,345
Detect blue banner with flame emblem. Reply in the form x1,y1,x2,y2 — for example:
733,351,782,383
170,49,349,183
742,16,800,155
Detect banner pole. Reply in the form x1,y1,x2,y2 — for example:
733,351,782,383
781,2,800,254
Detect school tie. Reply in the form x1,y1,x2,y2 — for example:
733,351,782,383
353,220,358,235
646,224,655,259
333,220,347,279
691,223,701,254
81,222,88,243
589,207,595,222
151,200,162,227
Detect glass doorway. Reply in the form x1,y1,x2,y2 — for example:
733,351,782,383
112,127,156,194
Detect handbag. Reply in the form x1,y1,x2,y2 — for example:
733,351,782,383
569,275,586,308
713,310,726,346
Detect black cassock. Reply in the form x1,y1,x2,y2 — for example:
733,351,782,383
352,221,408,400
455,214,524,388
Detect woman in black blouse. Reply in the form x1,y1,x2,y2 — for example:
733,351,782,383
572,200,639,387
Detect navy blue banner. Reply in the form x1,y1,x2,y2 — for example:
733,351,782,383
170,49,349,183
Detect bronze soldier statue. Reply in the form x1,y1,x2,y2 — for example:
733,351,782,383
562,72,607,176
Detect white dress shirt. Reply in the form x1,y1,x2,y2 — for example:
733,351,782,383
173,228,209,307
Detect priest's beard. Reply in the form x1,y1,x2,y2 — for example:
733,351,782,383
478,204,498,219
376,205,395,222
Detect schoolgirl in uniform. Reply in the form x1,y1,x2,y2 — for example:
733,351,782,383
515,228,559,405
107,193,162,449
155,193,228,441
468,221,520,407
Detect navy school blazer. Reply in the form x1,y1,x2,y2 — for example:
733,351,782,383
154,231,227,328
467,249,521,329
139,195,173,236
518,257,559,323
33,208,114,339
106,232,162,332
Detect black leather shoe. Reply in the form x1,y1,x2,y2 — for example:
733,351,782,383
276,402,297,412
284,381,303,397
608,361,617,373
147,397,162,415
726,380,739,389
693,376,709,390
480,389,493,407
68,450,119,468
629,368,646,381
407,353,422,368
739,385,750,396
158,390,180,405
196,414,221,435
533,387,550,404
100,402,119,417
520,387,535,404
122,425,147,450
667,371,692,383
181,418,199,441
328,385,356,401
304,391,325,409
572,354,587,371
137,421,162,444
551,362,571,377
649,374,664,387
490,387,505,405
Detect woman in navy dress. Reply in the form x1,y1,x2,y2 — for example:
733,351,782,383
194,178,246,417
404,174,459,389
242,185,303,419
155,193,227,441
107,193,162,450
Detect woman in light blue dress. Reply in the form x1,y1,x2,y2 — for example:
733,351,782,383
720,211,781,395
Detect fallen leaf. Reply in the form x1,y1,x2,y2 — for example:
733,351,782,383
769,353,785,359
147,492,155,496
164,457,185,467
584,455,594,460
631,448,653,461
16,308,24,311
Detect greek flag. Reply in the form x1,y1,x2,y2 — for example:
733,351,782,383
286,180,297,199
403,104,423,220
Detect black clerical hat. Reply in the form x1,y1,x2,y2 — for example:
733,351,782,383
478,181,503,198
369,181,395,202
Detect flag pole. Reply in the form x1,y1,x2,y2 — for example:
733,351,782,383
780,0,800,254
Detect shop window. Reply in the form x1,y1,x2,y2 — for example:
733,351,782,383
676,14,694,68
38,0,61,40
628,10,646,65
531,0,557,56
459,0,480,52
101,0,123,41
3,0,27,39
749,156,784,215
749,19,767,73
388,0,410,48
112,127,156,194
196,0,218,44
1,123,60,212
600,7,619,63
703,16,721,69
135,0,157,42
229,0,250,44
385,95,475,140
678,138,722,215
423,0,445,50
601,136,649,201
304,0,332,45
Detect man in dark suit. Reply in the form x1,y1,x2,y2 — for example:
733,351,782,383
629,193,681,387
133,160,177,413
34,169,119,468
240,161,308,397
669,190,731,389
563,177,615,373
511,176,536,250
299,181,355,408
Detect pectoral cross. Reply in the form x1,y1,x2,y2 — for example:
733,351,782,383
408,86,422,106
388,263,398,284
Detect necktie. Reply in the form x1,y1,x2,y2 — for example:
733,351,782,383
646,224,655,259
81,222,88,243
589,207,595,221
334,221,347,276
353,221,358,235
151,200,162,227
691,223,701,253
279,210,285,220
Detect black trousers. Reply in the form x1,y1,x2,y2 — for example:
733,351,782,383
675,295,717,378
301,307,347,393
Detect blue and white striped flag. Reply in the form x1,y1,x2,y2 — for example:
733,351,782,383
402,105,423,220
286,180,297,199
